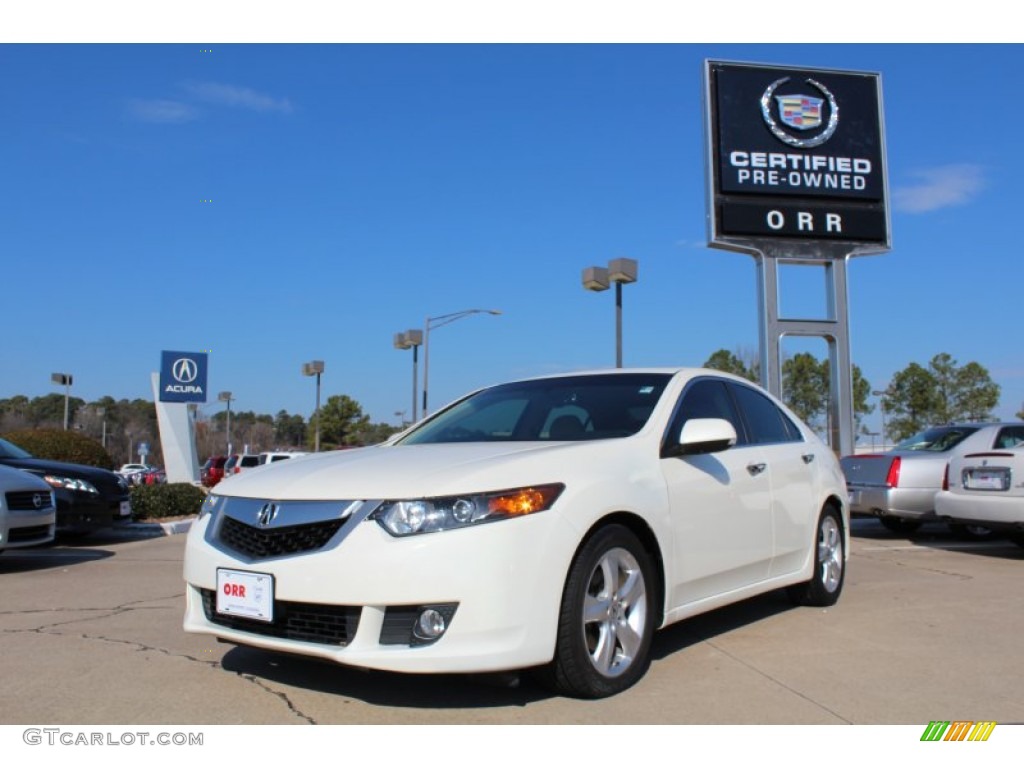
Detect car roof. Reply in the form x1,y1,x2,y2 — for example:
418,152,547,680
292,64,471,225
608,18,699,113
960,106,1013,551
478,367,752,389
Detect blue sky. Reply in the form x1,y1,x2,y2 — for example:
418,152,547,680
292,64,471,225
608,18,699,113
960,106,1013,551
2,36,1022,437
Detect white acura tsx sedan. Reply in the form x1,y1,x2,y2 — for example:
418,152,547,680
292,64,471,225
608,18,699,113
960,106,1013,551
183,369,848,698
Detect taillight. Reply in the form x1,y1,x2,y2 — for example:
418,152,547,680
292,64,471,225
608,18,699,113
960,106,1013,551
942,463,949,491
885,456,901,488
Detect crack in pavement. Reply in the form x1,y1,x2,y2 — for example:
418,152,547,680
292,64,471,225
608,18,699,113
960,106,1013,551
2,596,317,724
702,639,853,724
853,549,974,580
237,675,317,725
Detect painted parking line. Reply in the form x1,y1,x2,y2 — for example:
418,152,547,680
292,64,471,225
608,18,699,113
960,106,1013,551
857,541,1012,552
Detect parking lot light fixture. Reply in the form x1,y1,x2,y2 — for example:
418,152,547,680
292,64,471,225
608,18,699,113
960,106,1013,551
217,391,234,456
393,330,423,423
582,258,639,368
422,309,501,416
302,361,325,452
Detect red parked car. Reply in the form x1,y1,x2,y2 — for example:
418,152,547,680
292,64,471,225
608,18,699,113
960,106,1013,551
201,456,228,487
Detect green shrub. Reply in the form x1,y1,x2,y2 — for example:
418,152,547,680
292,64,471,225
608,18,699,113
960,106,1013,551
131,483,207,520
2,428,115,469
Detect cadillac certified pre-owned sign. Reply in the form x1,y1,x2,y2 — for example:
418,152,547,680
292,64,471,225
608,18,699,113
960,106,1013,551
705,60,889,247
159,350,208,403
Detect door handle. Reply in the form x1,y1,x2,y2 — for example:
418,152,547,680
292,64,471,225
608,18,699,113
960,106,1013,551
802,453,815,464
747,463,767,476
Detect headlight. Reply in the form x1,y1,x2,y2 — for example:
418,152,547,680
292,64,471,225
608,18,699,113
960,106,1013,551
199,494,222,520
372,483,564,537
43,475,99,495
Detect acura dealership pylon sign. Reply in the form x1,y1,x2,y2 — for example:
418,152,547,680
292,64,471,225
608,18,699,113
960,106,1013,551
705,60,890,248
158,350,208,403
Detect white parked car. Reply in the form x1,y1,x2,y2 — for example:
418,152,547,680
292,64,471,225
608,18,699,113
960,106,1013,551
258,451,307,465
184,369,849,698
118,463,154,485
0,465,56,554
935,446,1024,548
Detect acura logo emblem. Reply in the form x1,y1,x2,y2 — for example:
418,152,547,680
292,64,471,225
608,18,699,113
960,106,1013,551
256,503,279,527
171,358,199,383
32,493,44,509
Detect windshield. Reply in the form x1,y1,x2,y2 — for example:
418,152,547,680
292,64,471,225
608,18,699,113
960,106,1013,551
398,374,672,445
896,426,980,452
0,437,33,460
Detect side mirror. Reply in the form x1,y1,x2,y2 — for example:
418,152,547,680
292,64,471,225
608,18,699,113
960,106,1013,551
665,418,737,458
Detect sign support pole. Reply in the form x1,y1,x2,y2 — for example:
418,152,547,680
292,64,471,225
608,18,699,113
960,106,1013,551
755,243,857,456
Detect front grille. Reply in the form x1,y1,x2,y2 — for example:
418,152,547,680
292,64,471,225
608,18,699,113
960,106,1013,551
7,525,51,543
218,515,344,559
200,589,360,645
5,491,53,511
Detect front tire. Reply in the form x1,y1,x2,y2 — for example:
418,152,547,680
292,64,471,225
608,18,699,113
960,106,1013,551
541,525,656,698
787,505,845,607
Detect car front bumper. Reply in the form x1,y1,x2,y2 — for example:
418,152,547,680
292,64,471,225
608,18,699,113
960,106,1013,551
0,507,56,550
183,506,579,674
56,490,131,531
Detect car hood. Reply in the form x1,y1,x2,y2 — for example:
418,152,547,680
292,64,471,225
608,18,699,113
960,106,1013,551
212,440,638,501
0,463,53,492
0,457,127,494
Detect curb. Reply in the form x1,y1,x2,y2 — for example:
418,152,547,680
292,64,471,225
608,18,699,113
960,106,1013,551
126,518,195,536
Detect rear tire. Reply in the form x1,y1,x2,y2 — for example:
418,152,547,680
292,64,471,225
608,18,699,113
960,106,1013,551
787,505,845,607
948,523,996,541
540,525,656,699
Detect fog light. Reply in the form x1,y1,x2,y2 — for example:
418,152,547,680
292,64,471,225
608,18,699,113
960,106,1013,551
414,608,447,640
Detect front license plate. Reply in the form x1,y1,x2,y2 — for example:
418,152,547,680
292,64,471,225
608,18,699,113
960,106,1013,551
119,500,132,518
216,569,274,622
964,468,1010,491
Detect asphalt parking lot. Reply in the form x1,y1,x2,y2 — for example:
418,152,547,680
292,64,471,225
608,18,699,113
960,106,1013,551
1,518,1022,725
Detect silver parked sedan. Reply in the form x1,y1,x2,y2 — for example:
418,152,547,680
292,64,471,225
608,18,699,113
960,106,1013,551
840,422,1024,535
0,464,56,554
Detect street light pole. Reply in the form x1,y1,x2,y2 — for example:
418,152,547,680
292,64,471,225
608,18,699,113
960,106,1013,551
872,388,889,448
218,391,234,456
302,361,325,452
51,372,73,430
421,309,502,416
582,258,638,368
97,406,107,448
393,330,423,423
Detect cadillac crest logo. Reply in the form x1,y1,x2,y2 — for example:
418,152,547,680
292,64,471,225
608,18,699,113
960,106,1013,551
761,77,839,148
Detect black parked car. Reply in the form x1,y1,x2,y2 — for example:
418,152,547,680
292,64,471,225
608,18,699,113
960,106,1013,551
0,437,131,534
